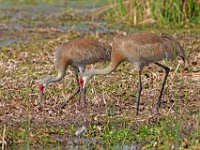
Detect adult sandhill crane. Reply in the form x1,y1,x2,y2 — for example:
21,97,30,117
80,32,186,115
38,38,111,107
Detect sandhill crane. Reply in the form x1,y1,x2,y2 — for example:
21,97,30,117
80,32,186,115
38,38,111,107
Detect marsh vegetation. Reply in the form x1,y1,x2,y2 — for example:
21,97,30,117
0,0,199,149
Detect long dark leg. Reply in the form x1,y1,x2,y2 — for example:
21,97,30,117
154,62,170,110
61,72,80,109
136,70,142,116
68,73,80,100
61,66,85,109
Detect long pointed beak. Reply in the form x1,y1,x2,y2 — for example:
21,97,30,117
35,91,44,105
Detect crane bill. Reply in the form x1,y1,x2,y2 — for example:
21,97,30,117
35,91,44,106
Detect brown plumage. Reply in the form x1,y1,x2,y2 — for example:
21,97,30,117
81,32,186,115
38,38,111,106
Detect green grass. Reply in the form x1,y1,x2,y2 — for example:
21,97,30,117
106,0,200,26
0,0,200,149
0,28,199,148
83,112,200,149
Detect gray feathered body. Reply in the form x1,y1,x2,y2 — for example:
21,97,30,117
80,32,186,115
55,38,111,70
113,32,186,70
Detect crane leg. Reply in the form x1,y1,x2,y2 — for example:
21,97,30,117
69,73,81,100
136,70,143,116
60,73,80,109
154,62,170,111
61,66,86,109
68,73,81,100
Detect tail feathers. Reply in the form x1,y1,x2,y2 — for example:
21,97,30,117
165,33,188,68
178,46,186,63
180,55,189,69
161,33,187,66
180,56,185,63
177,43,188,68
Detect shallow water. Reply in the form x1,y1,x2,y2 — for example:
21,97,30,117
0,0,111,46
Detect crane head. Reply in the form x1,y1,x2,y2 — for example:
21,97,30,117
39,84,45,93
79,78,84,88
36,83,46,105
79,75,91,90
37,75,52,92
36,76,51,105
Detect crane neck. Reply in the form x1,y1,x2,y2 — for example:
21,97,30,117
41,72,64,87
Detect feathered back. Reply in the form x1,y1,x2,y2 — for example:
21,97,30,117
54,38,112,67
113,32,187,65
